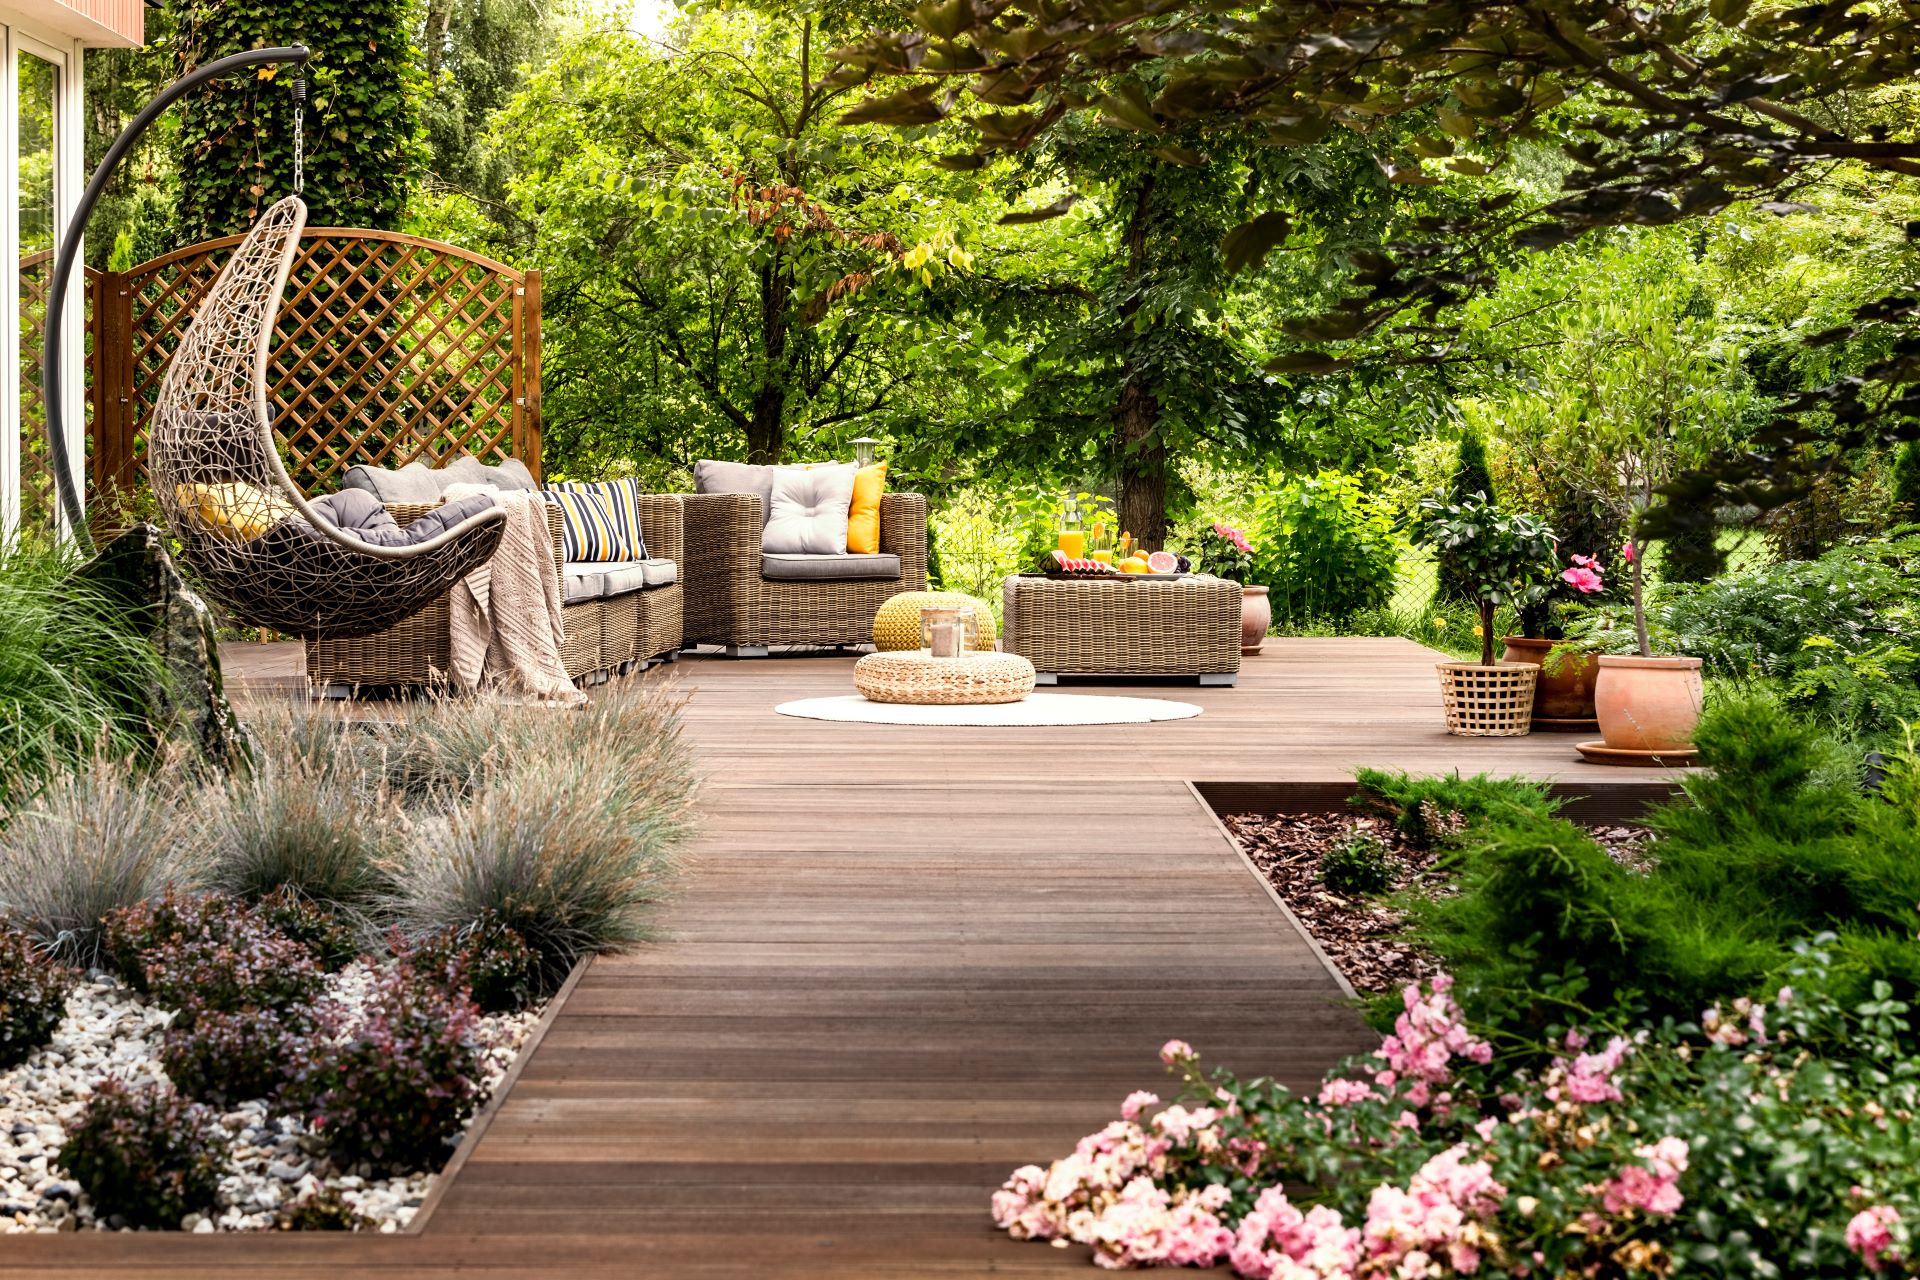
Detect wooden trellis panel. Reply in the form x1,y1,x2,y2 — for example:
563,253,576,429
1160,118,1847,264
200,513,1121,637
90,228,540,507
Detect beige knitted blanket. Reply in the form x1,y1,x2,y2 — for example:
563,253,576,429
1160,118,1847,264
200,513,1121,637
443,485,584,704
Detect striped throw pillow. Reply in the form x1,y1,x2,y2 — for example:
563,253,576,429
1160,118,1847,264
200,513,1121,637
542,478,647,562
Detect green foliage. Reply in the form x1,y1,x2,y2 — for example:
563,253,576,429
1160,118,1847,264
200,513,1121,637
1411,492,1557,664
1562,530,1920,737
1433,429,1497,604
1894,444,1920,524
63,1077,229,1228
0,922,72,1069
1319,834,1396,897
1353,769,1560,849
1248,471,1398,625
0,542,170,791
173,0,420,239
1401,695,1920,1039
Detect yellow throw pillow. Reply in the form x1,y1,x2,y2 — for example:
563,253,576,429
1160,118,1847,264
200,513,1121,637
846,462,887,554
175,482,297,542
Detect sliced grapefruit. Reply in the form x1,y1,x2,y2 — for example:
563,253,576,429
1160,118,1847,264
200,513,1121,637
1146,551,1178,574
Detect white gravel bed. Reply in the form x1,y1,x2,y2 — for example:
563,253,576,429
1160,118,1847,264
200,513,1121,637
0,963,541,1233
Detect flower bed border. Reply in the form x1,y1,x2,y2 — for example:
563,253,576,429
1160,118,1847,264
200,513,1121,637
404,955,593,1235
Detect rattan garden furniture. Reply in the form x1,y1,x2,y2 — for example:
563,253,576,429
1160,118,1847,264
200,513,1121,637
306,492,684,695
1001,574,1242,685
680,491,928,653
853,651,1037,704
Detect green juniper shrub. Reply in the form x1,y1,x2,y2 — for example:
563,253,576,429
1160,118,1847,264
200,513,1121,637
257,885,361,972
1319,834,1397,897
274,1185,372,1231
0,921,72,1068
158,1000,325,1109
62,1077,229,1228
1353,769,1559,849
402,909,536,1014
1398,694,1920,1042
292,964,483,1176
100,889,249,993
141,925,326,1026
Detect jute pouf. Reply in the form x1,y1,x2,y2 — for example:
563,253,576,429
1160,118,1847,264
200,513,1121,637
853,650,1036,705
872,590,998,652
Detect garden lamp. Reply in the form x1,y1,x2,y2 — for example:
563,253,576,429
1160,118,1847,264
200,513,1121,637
851,436,880,467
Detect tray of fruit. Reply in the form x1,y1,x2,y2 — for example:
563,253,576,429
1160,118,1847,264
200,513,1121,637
1037,550,1190,579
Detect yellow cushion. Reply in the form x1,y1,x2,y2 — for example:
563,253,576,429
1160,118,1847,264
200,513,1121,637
175,482,297,542
846,462,887,555
872,590,998,653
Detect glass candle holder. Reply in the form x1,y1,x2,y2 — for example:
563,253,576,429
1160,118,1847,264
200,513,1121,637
920,604,978,658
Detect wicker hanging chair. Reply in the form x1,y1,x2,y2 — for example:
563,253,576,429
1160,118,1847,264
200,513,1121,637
147,196,506,640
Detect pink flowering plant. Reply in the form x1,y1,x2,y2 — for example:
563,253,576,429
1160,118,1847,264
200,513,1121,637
993,945,1920,1276
1192,521,1255,583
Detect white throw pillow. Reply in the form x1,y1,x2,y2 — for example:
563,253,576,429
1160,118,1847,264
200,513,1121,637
763,464,857,556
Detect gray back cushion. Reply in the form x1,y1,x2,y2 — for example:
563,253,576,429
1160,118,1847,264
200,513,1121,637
763,464,857,556
693,459,778,525
341,456,539,504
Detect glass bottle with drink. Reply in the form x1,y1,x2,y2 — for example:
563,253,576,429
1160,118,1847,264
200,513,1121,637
1057,496,1085,559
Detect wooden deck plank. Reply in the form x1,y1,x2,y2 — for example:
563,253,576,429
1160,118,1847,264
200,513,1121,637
3,638,1676,1276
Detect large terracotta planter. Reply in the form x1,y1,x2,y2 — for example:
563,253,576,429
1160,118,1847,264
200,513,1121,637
1240,585,1271,655
1501,636,1599,729
1593,655,1703,751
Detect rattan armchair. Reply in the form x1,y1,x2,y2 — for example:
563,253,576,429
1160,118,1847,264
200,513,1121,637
681,491,928,653
306,493,685,694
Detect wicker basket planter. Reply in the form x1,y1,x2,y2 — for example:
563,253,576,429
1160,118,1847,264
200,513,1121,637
1436,661,1538,736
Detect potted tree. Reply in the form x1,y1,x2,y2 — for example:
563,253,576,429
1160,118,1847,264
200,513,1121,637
1412,492,1558,736
1192,521,1267,654
1501,551,1606,730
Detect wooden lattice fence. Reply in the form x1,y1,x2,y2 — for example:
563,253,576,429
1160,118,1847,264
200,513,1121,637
84,227,540,512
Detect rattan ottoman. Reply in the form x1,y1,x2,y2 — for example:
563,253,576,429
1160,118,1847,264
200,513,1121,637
853,651,1037,705
1001,574,1241,685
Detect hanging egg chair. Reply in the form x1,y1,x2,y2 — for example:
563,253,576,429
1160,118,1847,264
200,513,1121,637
145,195,506,639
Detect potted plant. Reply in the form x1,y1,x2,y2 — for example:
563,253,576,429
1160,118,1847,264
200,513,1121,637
1501,551,1606,730
1192,521,1267,654
1411,492,1558,736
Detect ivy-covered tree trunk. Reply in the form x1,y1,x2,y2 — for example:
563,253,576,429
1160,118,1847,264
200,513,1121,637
173,0,419,239
1114,174,1169,548
748,254,794,464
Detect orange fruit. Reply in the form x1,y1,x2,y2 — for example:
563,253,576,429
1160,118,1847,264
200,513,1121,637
1119,556,1151,574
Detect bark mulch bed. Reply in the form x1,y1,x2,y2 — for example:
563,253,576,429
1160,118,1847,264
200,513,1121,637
1222,810,1651,997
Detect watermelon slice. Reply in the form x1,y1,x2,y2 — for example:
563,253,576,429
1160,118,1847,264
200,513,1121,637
1146,551,1178,574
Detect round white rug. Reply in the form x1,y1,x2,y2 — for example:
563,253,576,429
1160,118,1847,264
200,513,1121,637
774,693,1203,727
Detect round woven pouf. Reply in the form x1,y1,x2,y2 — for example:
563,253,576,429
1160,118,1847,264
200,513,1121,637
871,590,998,652
853,651,1036,705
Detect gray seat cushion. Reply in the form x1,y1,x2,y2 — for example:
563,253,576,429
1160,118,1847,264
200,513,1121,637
761,552,900,582
308,488,499,548
564,558,679,600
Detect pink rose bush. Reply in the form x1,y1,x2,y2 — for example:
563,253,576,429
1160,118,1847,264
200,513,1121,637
993,962,1920,1276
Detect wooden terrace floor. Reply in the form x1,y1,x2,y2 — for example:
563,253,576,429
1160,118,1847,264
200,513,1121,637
7,638,1680,1277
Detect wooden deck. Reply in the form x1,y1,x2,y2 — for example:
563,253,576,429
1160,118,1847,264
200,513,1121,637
7,638,1677,1277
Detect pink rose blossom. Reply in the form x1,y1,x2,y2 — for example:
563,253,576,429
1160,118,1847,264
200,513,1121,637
1119,1090,1160,1122
1160,1039,1195,1065
1601,1137,1689,1217
1847,1205,1904,1272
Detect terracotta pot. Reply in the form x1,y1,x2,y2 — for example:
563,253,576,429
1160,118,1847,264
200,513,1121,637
1593,655,1704,752
1240,585,1271,655
1500,636,1599,722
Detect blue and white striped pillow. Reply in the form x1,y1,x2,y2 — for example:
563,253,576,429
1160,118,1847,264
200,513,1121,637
542,478,647,562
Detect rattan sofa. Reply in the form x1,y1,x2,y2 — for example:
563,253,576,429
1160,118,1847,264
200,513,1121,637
306,493,684,694
681,491,928,653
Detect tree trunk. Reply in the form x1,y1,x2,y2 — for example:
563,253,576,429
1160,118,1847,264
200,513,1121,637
1113,173,1168,546
748,255,793,464
1116,378,1168,549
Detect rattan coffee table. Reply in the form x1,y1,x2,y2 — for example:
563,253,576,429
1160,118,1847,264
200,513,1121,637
1001,574,1241,685
853,650,1038,704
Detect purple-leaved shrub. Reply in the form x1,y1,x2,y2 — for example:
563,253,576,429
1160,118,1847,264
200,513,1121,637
402,910,535,1014
0,921,72,1068
141,927,325,1025
61,1077,229,1228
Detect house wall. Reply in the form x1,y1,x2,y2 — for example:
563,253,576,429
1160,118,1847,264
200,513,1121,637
1,0,138,46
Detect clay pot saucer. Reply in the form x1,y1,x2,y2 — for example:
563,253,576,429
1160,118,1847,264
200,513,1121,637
1575,740,1699,768
1531,715,1600,734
